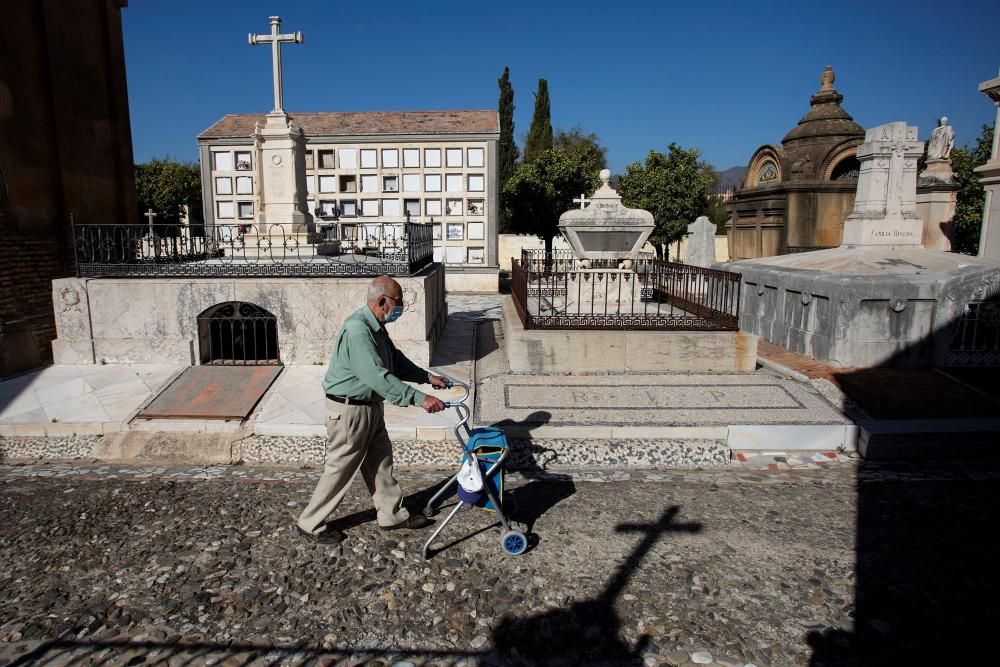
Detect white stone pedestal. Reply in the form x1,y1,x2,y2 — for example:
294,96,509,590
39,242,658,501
916,186,957,251
253,112,312,232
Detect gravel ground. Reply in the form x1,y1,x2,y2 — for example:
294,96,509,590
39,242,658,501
1,463,998,666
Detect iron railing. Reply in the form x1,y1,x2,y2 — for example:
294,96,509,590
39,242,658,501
512,251,740,330
947,301,1000,366
72,221,434,278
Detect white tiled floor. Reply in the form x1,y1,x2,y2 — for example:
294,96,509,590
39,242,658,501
0,364,182,426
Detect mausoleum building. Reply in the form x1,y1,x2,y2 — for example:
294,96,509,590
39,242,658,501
727,66,865,259
197,110,501,292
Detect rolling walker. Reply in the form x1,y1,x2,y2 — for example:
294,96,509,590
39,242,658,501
421,377,527,559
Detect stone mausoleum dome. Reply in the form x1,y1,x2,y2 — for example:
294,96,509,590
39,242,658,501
727,66,867,259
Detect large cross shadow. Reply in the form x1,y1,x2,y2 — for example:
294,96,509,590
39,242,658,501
489,505,702,664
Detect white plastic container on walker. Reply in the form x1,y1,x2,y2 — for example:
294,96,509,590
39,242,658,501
421,376,527,559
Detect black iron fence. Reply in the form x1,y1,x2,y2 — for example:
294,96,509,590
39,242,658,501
947,300,1000,366
512,251,740,330
72,221,434,278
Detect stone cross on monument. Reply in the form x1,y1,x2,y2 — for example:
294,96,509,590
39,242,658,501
248,16,303,114
144,208,156,237
841,121,925,246
247,15,311,231
572,194,591,209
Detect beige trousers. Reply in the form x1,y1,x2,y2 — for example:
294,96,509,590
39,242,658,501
297,399,410,535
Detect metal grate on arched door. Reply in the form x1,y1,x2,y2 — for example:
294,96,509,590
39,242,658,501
197,302,279,365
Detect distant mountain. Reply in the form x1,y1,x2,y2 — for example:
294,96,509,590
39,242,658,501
715,166,747,190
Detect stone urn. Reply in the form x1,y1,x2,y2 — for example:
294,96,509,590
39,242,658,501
558,169,654,265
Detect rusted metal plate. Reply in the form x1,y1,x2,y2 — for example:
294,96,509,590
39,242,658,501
138,366,283,420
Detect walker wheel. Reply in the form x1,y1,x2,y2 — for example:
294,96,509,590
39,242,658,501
501,530,527,556
423,505,437,518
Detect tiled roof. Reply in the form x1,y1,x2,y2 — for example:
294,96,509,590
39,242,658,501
199,110,499,139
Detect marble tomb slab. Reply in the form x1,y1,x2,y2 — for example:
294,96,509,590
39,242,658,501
475,373,850,431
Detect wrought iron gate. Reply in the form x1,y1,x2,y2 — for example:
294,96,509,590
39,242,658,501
198,302,279,365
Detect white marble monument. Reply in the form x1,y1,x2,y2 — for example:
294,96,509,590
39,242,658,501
685,216,717,268
841,122,924,246
976,69,1000,261
558,169,654,266
248,16,311,232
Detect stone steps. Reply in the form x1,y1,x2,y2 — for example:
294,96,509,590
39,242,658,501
859,419,1000,461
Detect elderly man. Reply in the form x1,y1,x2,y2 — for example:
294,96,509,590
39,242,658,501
296,275,447,544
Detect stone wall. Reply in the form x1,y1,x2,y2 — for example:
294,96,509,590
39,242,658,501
501,296,757,372
0,0,136,377
729,253,1000,367
52,266,447,368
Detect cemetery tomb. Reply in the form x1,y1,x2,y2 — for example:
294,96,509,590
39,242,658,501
506,170,756,372
727,121,1000,368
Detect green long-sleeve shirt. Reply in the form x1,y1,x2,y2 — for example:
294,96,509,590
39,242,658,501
322,306,430,407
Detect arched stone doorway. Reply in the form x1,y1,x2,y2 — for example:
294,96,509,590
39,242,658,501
197,302,279,365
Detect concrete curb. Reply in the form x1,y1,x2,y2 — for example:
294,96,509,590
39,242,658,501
756,357,811,383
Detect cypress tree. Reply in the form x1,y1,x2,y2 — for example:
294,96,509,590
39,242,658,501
524,79,552,163
498,67,517,186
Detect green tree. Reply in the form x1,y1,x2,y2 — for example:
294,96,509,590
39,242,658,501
502,144,603,254
700,164,731,230
554,125,608,168
497,67,518,232
950,123,994,255
523,79,552,163
617,144,716,259
705,195,730,230
135,158,203,229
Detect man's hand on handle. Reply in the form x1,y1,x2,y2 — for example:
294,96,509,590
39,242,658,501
422,395,446,413
429,375,449,389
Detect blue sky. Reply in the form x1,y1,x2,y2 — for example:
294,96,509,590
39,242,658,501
123,0,1000,174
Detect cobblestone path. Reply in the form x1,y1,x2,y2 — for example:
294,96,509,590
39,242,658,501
1,463,998,666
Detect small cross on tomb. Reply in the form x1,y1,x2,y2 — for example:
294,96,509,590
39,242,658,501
572,194,591,210
248,16,304,113
144,208,157,237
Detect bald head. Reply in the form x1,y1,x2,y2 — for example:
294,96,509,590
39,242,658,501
367,275,402,304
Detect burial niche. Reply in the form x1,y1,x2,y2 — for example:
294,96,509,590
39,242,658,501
198,302,279,365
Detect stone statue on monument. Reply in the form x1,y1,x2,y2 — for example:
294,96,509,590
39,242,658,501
926,117,955,161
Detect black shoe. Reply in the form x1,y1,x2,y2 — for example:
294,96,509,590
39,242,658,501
381,515,433,531
296,526,345,544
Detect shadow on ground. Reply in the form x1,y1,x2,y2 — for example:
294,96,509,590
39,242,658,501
807,465,1000,666
803,290,1000,665
490,505,702,665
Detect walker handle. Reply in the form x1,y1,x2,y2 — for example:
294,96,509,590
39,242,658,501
435,374,469,407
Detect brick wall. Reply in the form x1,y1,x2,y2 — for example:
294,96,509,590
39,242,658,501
0,0,134,376
0,234,71,369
